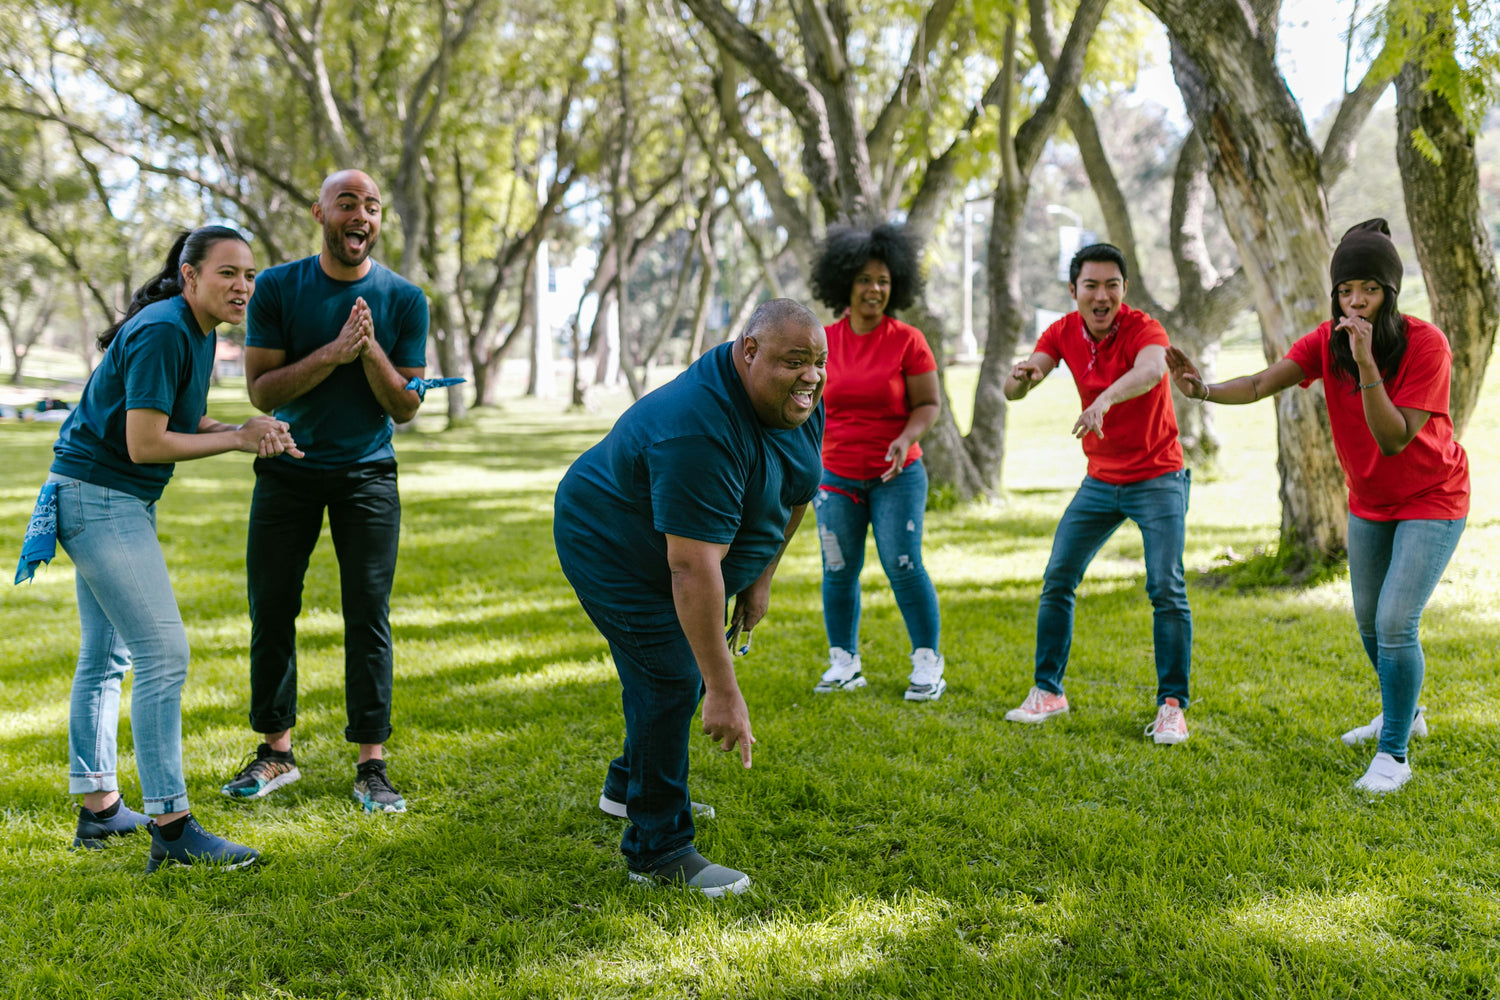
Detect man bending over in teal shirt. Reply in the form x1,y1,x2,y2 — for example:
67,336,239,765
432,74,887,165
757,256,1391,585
222,169,430,814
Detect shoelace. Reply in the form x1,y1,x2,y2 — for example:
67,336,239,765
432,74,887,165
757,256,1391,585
1024,689,1050,712
360,766,398,795
1149,706,1184,735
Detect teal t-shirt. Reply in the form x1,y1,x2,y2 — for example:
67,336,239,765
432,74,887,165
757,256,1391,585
51,296,216,501
245,256,429,469
553,341,825,618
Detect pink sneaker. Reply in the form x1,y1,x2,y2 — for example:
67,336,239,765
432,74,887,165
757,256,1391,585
1004,686,1070,723
1145,698,1189,744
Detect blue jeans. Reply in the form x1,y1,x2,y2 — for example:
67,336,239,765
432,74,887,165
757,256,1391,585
814,460,941,653
1034,469,1192,707
1346,514,1465,757
51,475,191,815
576,600,703,872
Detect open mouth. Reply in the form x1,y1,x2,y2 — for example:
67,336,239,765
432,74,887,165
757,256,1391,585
344,229,370,254
789,389,816,409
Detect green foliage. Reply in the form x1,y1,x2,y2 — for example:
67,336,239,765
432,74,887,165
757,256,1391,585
1373,0,1500,131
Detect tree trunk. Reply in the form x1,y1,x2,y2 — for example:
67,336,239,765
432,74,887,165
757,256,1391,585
1144,1,1349,562
427,289,469,422
963,183,1028,491
1396,45,1500,437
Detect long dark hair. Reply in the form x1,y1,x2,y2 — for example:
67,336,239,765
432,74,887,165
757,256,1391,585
99,225,249,349
1328,284,1407,389
809,223,924,315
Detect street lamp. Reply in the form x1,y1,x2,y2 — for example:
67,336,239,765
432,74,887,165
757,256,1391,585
957,199,985,362
1045,204,1086,282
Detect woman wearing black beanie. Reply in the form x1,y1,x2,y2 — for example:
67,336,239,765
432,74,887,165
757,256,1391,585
1163,218,1469,794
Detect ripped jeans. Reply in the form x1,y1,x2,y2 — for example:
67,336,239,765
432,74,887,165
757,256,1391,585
813,460,940,654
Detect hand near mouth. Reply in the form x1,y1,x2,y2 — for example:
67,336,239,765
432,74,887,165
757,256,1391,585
1336,314,1377,369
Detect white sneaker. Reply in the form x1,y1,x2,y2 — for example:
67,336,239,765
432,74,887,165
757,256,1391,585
905,648,947,702
1354,752,1412,793
1340,707,1429,746
1004,686,1070,723
815,648,867,693
1144,698,1189,745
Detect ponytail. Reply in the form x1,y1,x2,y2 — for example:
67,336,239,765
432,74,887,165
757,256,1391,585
98,225,249,349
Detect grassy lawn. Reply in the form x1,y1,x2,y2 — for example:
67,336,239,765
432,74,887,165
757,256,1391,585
3,349,1500,999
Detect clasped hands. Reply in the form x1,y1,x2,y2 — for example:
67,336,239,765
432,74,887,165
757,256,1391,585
327,297,375,365
238,415,304,459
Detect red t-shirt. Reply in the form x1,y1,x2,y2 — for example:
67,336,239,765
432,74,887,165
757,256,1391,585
821,315,938,479
1285,317,1469,520
1034,304,1182,485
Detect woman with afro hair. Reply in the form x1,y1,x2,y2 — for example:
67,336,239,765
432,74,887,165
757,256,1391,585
807,222,946,701
1168,219,1469,793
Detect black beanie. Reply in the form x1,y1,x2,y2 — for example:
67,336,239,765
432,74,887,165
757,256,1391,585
1329,218,1403,295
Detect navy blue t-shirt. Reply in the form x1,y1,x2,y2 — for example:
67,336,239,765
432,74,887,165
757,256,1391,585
554,341,825,617
51,296,216,501
245,256,429,469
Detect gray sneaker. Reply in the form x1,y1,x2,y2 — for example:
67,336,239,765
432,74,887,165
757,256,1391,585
628,850,750,898
352,760,407,814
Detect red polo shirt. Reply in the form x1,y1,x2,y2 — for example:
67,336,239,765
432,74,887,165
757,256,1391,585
1285,317,1469,521
1035,304,1182,485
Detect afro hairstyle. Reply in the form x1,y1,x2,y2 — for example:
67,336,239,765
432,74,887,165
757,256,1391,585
809,222,924,315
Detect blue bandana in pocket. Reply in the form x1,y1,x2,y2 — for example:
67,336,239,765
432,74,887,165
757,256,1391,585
15,481,59,585
404,376,466,402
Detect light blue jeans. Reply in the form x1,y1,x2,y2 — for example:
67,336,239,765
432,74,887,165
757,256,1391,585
814,460,941,654
1346,513,1465,758
1034,470,1192,706
52,475,191,815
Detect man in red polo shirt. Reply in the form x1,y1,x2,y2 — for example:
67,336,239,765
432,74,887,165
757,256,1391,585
1001,243,1193,744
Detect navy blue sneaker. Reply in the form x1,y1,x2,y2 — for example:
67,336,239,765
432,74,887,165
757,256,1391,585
145,817,260,873
352,760,406,814
73,799,150,850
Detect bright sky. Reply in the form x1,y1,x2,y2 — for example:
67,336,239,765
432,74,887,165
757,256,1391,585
1133,0,1386,123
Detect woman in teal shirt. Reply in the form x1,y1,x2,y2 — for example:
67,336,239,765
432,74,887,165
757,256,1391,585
47,225,299,870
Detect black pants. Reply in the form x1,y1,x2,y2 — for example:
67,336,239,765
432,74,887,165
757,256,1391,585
247,458,401,744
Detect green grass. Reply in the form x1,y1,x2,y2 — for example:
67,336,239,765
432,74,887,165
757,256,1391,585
3,353,1500,999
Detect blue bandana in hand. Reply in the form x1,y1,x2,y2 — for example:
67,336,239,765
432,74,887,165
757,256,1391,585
404,377,466,402
15,482,59,585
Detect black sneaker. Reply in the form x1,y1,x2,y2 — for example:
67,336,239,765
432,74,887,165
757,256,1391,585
220,743,301,800
73,799,150,850
352,760,406,814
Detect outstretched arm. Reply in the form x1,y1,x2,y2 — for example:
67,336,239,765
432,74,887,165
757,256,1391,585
1167,346,1305,405
1072,344,1168,440
127,409,302,463
1004,351,1059,401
